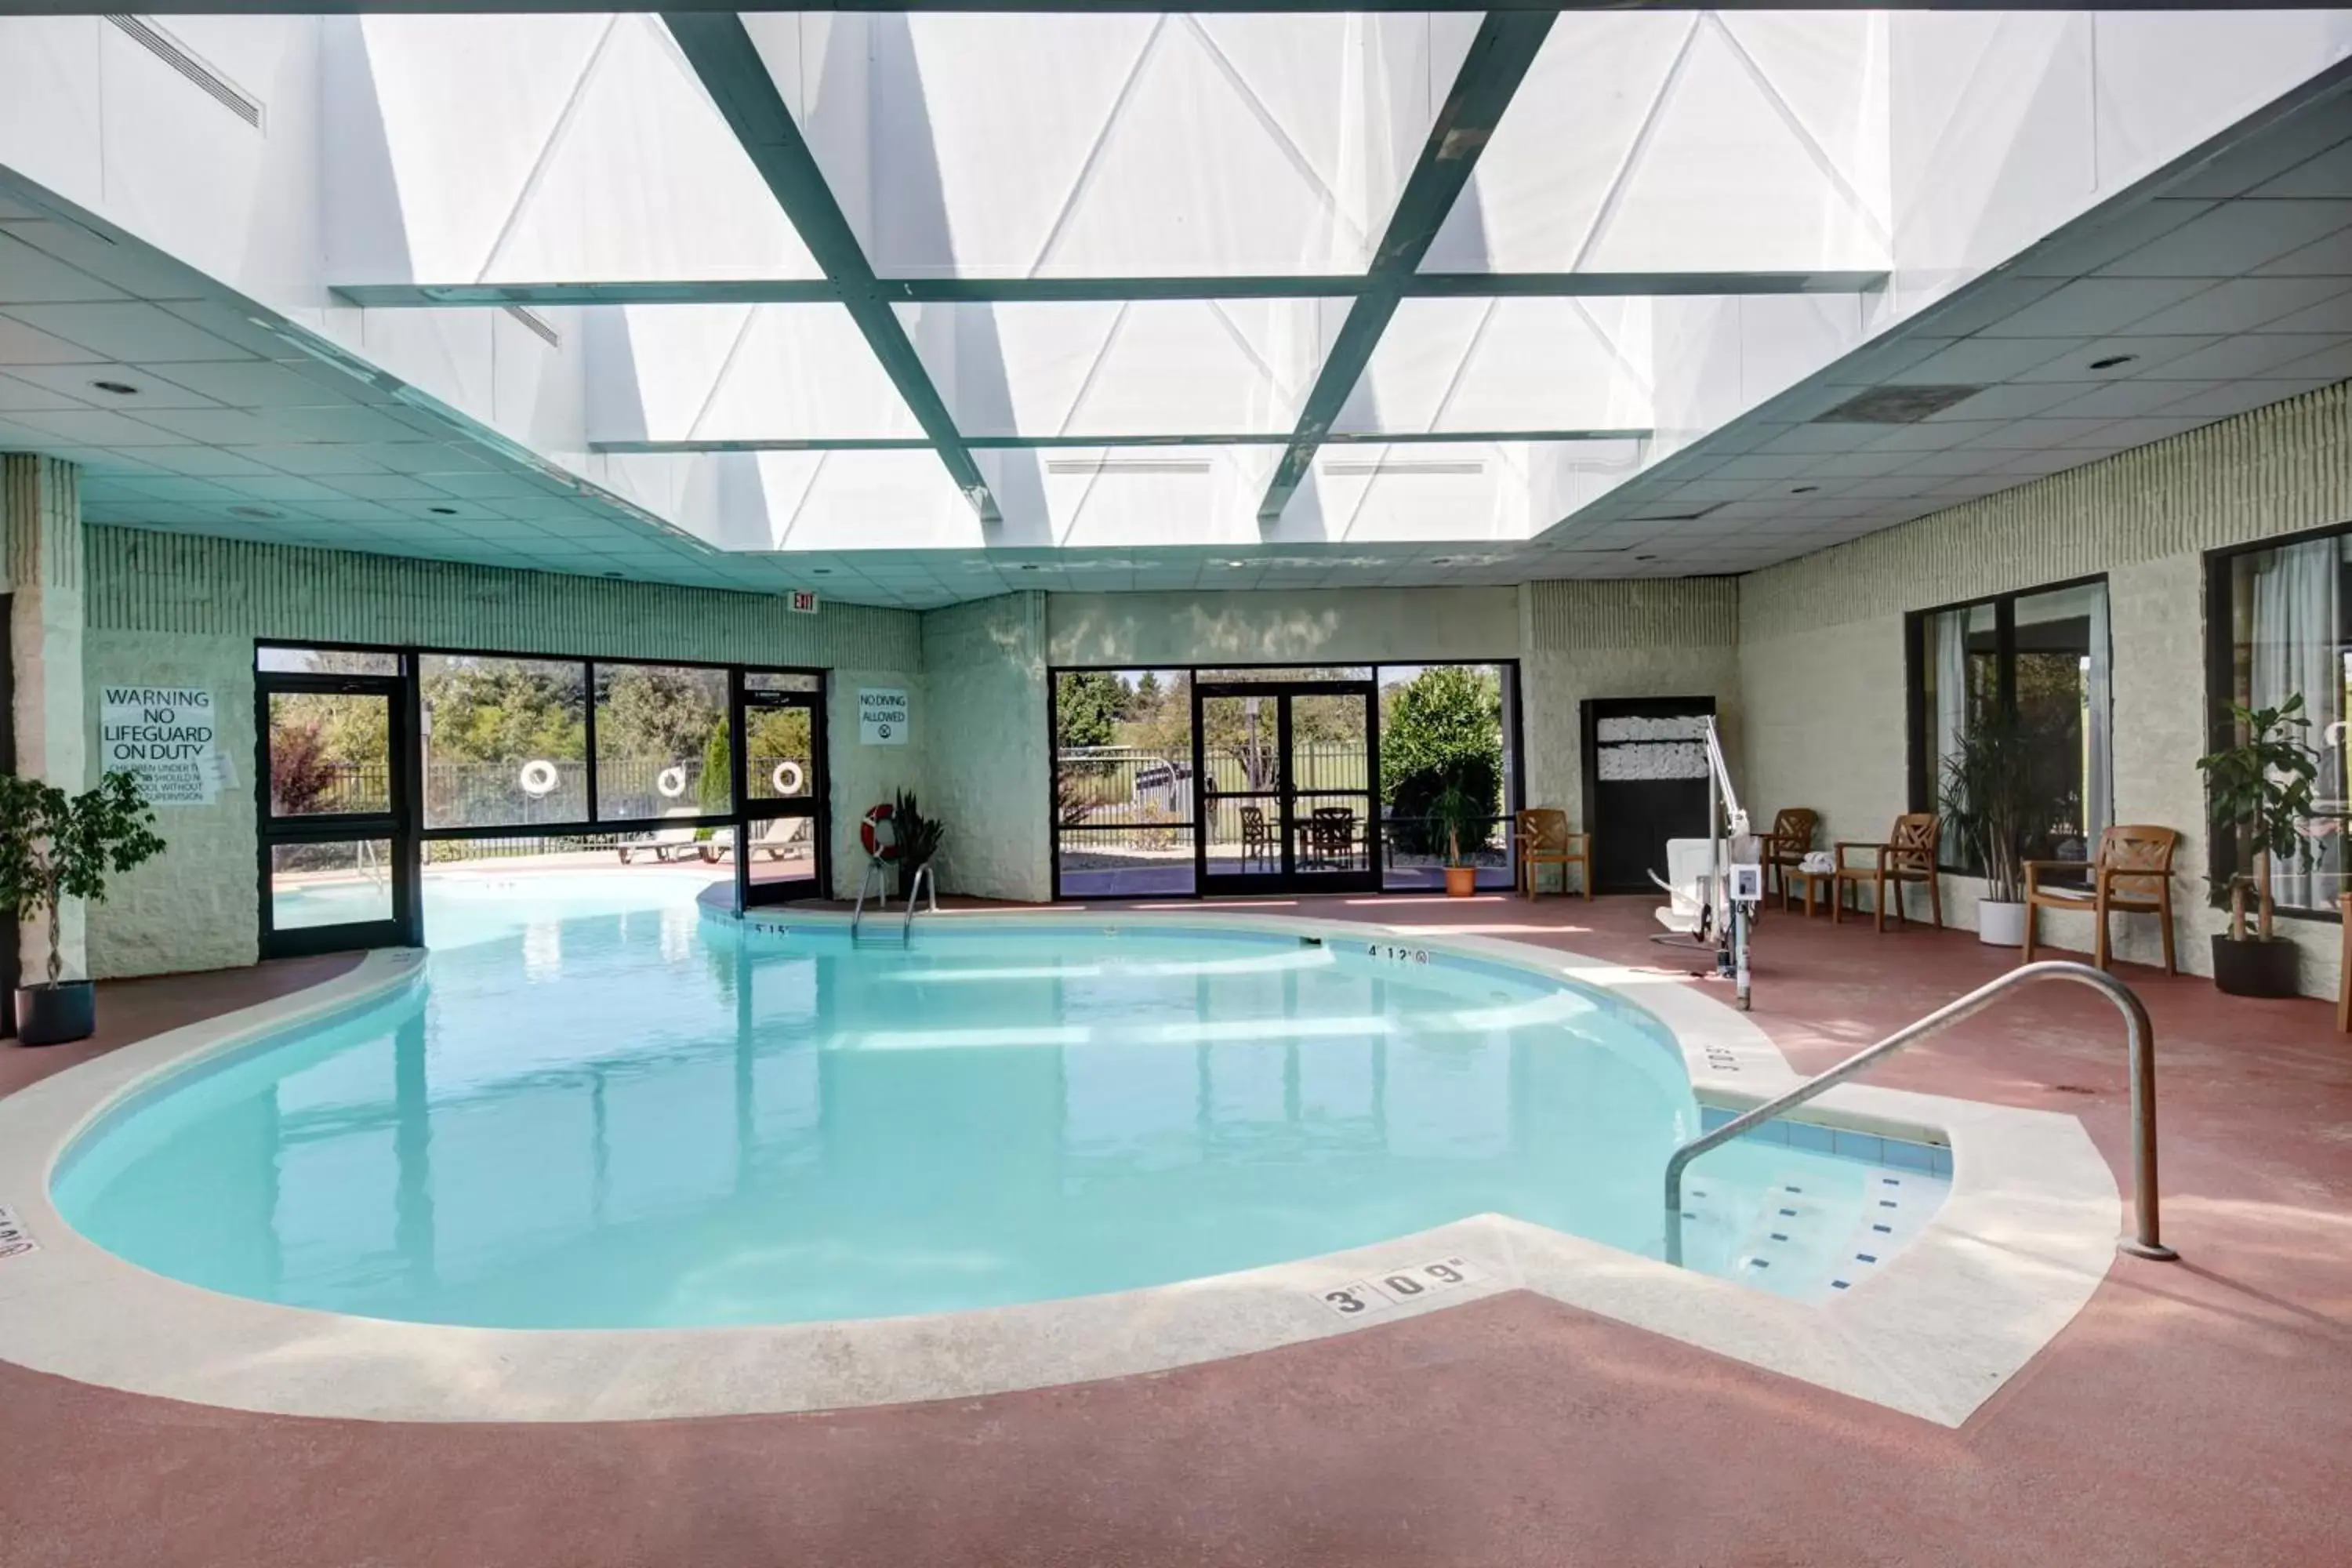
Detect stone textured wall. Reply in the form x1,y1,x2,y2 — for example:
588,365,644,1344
920,593,1051,902
1740,382,2352,993
826,670,925,901
1521,579,1743,826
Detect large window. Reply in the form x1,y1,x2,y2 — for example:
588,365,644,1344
2209,527,2352,916
1909,578,2111,873
1050,661,1521,899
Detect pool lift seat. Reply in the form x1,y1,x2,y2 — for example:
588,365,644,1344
1646,717,1763,1010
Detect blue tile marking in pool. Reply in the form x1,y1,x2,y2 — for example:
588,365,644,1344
1699,1104,1950,1177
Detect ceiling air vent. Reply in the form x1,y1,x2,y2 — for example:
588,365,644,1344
1811,385,1984,424
1319,459,1485,477
1044,458,1214,476
106,16,264,130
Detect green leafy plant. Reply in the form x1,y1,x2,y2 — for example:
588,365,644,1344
0,771,167,987
1425,767,1490,869
891,789,946,880
1936,706,2063,904
2198,693,2321,941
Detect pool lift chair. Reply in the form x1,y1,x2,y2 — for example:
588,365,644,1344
1648,717,1763,1011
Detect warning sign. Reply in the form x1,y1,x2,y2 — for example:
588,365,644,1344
859,688,909,746
100,686,225,805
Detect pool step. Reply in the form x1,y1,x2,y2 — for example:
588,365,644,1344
1679,1150,1953,1303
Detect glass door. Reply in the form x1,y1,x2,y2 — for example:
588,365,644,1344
256,662,418,956
735,671,826,908
1196,682,1378,895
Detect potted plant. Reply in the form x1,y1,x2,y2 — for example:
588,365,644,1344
2197,694,2318,997
1428,771,1488,898
1936,707,2053,947
0,771,167,1046
891,789,946,898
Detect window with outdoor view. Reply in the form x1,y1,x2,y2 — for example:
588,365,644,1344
1909,579,2112,875
2209,527,2352,915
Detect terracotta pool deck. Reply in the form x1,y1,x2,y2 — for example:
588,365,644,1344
2,894,2349,1567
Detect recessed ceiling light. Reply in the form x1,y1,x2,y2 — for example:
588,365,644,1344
1019,564,1039,572
1791,485,1820,495
1634,554,1659,562
427,505,458,516
1428,557,1454,566
602,571,623,579
89,379,139,396
811,568,831,576
227,505,282,521
2089,354,2138,371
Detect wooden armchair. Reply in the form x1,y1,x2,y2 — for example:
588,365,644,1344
1831,812,1944,931
1760,808,1820,908
1515,808,1592,901
2023,825,2179,973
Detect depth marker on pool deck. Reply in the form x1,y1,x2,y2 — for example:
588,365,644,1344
0,1203,38,1261
1315,1256,1487,1317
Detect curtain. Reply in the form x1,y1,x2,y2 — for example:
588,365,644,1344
1933,608,1967,793
2249,538,2338,909
2085,586,2113,844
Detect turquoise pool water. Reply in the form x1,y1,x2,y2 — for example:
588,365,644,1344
53,873,1937,1327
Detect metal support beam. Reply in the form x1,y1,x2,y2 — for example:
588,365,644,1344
593,428,1650,455
1254,10,1556,525
661,13,999,522
332,270,1889,310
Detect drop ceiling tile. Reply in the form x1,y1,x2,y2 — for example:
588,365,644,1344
2138,332,2352,381
0,230,128,307
140,447,280,479
9,408,192,445
0,314,105,365
2097,200,2352,278
1975,277,2216,338
0,372,93,412
2253,223,2352,278
230,445,392,477
1863,419,2016,453
274,406,441,445
2060,414,2211,449
2038,378,2218,421
2152,378,2335,420
147,359,359,409
2122,277,2352,336
5,302,256,362
2012,198,2217,278
129,407,285,444
1889,336,2079,386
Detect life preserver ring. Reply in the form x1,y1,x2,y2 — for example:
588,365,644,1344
771,760,805,796
860,802,898,861
656,765,689,799
517,759,561,797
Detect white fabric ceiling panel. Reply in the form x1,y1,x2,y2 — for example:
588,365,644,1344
764,11,1464,278
586,304,922,443
897,299,1338,437
1425,13,1890,275
334,15,819,286
1338,298,1653,434
1017,445,1283,546
1279,440,1638,542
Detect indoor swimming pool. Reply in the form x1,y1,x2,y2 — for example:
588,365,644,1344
51,874,1946,1328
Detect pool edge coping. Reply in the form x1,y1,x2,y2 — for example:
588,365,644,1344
0,909,2120,1430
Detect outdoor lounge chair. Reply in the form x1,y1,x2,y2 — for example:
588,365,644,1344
2022,824,2179,972
617,807,714,865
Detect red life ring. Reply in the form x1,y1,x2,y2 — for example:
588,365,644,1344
860,802,899,860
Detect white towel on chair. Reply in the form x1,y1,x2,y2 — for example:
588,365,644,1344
1798,850,1835,874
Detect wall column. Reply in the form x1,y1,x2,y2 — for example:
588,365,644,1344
4,454,87,984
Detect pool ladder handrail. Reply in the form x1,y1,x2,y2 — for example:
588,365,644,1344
1664,960,2178,1269
849,857,890,943
900,862,938,942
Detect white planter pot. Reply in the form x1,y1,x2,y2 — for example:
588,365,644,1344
1977,899,2027,948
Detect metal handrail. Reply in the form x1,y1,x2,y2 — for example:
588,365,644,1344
1664,960,2178,1268
849,857,889,941
900,863,937,941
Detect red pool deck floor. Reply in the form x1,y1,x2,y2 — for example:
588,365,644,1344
3,896,2349,1567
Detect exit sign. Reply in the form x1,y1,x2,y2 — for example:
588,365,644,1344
787,589,819,614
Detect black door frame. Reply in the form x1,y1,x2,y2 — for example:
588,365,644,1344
732,670,829,909
1579,693,1718,896
1193,679,1381,896
256,664,421,958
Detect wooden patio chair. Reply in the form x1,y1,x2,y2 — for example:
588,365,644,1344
1760,807,1820,909
1515,808,1591,901
2023,825,2179,974
1832,812,1943,931
1239,804,1277,871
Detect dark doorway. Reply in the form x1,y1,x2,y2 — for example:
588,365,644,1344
256,657,419,957
1581,695,1718,895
